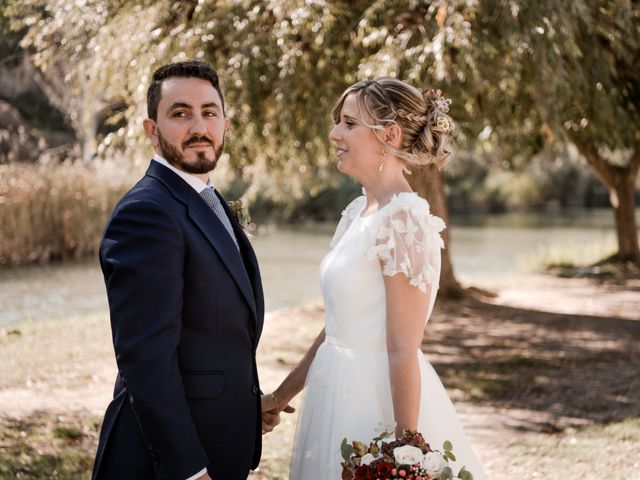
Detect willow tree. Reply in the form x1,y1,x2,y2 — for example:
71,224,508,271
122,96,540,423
5,1,638,289
480,0,640,264
2,0,465,292
352,0,639,268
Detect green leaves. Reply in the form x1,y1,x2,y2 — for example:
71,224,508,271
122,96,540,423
443,440,456,461
340,437,354,462
372,428,394,443
458,466,474,480
440,465,454,480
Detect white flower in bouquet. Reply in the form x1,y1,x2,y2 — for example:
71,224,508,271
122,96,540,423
393,445,424,465
360,453,377,465
421,451,449,478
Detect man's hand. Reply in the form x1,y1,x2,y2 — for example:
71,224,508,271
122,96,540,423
260,393,295,434
261,409,281,434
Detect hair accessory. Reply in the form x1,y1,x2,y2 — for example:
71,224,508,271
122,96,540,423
436,116,451,132
423,88,452,113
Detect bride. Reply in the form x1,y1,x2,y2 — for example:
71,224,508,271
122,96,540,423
263,77,487,479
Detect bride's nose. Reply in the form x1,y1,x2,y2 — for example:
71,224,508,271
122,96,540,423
329,125,341,142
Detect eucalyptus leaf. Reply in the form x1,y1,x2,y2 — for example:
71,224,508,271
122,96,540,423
373,429,393,442
443,440,453,451
340,438,354,462
445,451,457,462
441,466,454,480
458,467,474,480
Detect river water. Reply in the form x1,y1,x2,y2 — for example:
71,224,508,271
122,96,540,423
0,208,635,326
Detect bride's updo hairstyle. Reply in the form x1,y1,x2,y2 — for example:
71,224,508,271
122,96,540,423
331,77,455,168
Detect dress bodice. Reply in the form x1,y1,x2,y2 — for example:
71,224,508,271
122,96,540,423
319,193,446,350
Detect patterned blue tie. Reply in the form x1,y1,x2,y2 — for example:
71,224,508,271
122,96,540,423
199,187,239,249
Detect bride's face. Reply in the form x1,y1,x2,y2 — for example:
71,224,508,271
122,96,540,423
329,93,384,179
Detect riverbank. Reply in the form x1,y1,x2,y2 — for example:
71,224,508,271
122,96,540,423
1,273,639,479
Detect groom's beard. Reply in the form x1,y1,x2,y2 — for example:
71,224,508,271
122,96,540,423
157,128,224,175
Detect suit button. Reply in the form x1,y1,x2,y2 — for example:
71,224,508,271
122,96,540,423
148,444,161,464
251,384,259,394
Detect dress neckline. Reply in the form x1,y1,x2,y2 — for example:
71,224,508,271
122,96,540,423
358,191,419,219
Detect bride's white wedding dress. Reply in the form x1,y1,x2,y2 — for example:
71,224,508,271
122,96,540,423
289,193,487,479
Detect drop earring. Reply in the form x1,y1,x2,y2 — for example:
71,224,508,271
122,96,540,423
378,149,386,173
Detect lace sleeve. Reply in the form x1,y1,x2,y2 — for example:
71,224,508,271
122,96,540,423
367,196,446,293
329,196,366,248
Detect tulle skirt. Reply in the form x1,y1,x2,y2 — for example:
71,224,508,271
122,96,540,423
289,340,487,479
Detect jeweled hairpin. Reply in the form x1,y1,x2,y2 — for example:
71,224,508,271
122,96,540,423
424,88,452,113
436,116,451,131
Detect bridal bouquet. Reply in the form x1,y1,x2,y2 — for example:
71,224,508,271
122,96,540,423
340,430,473,480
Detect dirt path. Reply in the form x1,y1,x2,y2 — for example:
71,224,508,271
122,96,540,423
254,273,640,478
1,273,638,479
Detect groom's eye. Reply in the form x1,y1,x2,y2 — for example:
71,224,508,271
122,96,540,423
172,110,188,118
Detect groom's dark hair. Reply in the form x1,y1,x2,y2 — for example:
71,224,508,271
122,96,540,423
147,60,225,120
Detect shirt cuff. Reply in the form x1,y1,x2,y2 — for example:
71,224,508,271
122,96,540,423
185,467,207,480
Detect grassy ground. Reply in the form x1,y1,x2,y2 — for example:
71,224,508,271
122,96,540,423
1,274,639,479
0,411,100,479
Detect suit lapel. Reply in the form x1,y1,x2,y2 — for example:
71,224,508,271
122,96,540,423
187,197,258,320
217,191,265,341
146,161,258,320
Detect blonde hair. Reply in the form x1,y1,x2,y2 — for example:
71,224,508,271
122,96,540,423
331,77,455,168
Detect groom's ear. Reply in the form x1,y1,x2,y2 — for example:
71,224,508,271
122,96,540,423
143,119,159,148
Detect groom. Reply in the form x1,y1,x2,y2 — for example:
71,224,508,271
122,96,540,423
92,60,281,480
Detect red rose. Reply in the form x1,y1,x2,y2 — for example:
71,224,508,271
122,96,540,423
375,461,394,477
355,465,374,480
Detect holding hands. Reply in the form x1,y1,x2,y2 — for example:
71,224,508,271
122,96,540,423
260,329,327,435
260,392,295,434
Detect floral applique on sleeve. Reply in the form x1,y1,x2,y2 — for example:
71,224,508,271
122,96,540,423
367,195,445,293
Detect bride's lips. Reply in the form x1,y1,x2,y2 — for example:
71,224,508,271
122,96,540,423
336,147,348,157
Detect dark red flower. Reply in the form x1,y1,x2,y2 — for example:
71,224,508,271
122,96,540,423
374,461,394,477
354,464,374,480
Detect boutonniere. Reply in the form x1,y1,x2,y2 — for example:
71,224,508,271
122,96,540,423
227,200,253,237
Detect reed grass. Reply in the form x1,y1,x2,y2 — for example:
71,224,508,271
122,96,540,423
519,236,619,272
0,161,136,266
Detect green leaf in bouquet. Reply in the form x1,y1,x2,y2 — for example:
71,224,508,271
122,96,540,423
340,438,354,462
443,440,453,451
441,466,454,480
458,466,474,480
445,450,457,462
372,428,394,443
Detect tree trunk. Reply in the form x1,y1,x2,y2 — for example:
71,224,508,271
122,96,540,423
573,140,640,265
613,173,640,263
406,164,463,297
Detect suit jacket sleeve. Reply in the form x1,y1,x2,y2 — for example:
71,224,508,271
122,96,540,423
100,197,208,479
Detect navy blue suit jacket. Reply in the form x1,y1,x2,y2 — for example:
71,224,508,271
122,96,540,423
92,161,264,480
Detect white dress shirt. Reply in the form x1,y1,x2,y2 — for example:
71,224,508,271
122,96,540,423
152,153,212,194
